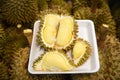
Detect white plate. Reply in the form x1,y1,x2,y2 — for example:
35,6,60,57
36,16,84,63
28,20,100,74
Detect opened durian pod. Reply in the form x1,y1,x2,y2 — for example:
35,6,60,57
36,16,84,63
37,14,78,51
33,50,75,71
72,38,92,66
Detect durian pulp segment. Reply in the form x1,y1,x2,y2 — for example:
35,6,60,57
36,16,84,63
73,40,87,65
34,51,74,71
56,16,74,48
42,14,60,46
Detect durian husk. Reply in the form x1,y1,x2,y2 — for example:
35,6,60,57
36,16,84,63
1,0,38,25
37,14,78,51
72,38,92,66
33,50,75,71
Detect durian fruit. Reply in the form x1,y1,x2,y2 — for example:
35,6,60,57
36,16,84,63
55,16,76,50
37,14,78,50
1,0,38,26
0,61,9,80
33,50,75,71
72,38,91,66
40,14,60,48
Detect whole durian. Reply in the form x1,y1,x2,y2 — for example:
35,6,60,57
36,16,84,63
1,0,38,26
0,61,9,80
33,50,75,71
37,14,78,50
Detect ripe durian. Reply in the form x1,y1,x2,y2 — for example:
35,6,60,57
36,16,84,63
37,14,78,50
1,0,38,25
33,50,75,71
72,38,91,66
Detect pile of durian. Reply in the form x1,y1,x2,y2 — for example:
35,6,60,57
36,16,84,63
33,14,92,72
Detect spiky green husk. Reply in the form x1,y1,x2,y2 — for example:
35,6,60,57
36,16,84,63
37,14,78,51
1,0,38,25
0,61,9,80
71,35,120,80
72,38,92,66
33,50,75,71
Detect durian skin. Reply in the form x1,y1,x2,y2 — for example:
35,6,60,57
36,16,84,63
72,38,92,66
1,0,38,25
33,50,75,71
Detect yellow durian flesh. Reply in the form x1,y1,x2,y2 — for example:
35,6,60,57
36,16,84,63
73,40,87,59
72,39,89,65
56,16,74,47
33,51,74,71
42,14,60,46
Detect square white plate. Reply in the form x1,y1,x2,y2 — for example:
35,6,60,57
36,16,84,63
28,20,100,74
